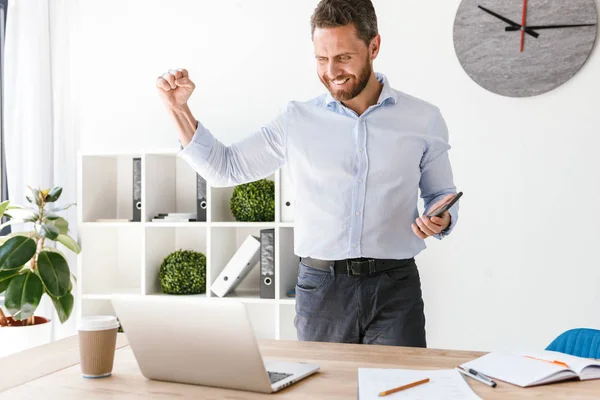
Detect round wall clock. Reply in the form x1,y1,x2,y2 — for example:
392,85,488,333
453,0,598,97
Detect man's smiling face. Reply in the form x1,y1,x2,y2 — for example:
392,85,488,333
313,24,373,102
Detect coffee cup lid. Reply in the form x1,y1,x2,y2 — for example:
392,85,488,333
78,315,120,331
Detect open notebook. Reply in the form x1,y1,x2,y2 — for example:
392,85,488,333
461,350,600,387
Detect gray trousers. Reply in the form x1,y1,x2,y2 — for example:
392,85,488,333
293,259,426,347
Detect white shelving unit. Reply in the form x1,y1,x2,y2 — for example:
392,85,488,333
77,150,298,340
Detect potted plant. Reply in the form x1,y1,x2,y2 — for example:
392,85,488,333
0,186,80,356
230,179,275,222
159,249,206,294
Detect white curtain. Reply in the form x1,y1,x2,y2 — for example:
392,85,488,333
4,0,80,341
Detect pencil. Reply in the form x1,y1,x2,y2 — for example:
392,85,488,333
378,377,430,397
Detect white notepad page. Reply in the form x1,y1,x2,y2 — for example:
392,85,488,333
358,368,482,400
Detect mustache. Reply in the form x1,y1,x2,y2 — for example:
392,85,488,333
326,75,353,82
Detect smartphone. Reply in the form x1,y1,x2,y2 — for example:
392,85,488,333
427,192,463,218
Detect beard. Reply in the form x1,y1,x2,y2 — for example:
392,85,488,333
320,57,372,102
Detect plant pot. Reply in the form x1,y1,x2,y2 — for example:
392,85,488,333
0,316,52,358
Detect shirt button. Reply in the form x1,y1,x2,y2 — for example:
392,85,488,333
355,211,360,216
358,178,363,183
353,244,358,248
360,148,364,152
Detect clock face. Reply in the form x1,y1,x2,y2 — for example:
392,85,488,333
453,0,598,97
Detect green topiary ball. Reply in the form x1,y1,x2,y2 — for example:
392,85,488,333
159,249,206,294
230,179,275,222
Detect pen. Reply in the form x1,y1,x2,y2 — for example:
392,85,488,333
378,377,430,397
524,355,569,368
457,367,497,388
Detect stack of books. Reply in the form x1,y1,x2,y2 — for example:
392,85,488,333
150,212,198,222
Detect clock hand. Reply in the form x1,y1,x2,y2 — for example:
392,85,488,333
478,5,539,38
520,0,528,52
506,23,597,31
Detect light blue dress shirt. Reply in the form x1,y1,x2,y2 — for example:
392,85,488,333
178,73,458,260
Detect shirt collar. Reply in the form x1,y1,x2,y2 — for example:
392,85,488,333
324,72,398,107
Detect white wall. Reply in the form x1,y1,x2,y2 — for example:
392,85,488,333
71,0,600,352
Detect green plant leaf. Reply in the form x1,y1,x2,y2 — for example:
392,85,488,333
0,200,10,220
0,279,11,294
45,187,63,203
0,269,20,282
40,223,60,240
28,187,43,207
49,217,69,234
56,234,81,254
4,206,36,221
37,251,70,298
4,271,43,320
0,236,37,271
25,212,40,223
0,231,35,246
0,270,19,293
44,212,60,221
51,291,73,324
43,246,67,259
49,203,76,213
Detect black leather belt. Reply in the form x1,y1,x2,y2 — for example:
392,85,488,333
300,256,415,277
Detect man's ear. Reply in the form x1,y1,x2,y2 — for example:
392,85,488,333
370,35,381,60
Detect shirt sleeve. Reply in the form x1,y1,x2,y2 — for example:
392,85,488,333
177,105,288,187
419,109,459,239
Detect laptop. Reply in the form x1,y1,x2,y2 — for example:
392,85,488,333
111,295,320,393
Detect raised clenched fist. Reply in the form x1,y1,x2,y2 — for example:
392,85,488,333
156,68,195,109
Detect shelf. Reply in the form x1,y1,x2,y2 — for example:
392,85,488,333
80,154,142,223
244,303,277,339
81,221,143,228
146,293,208,300
144,154,201,223
215,289,276,304
82,289,141,300
210,226,265,296
79,151,298,342
210,174,276,223
210,222,276,228
79,225,143,295
146,221,208,228
145,226,208,295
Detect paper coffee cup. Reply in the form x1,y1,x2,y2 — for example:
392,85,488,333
78,315,120,378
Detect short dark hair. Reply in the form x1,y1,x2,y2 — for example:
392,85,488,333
310,0,379,47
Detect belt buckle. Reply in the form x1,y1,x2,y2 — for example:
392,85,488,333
346,258,376,276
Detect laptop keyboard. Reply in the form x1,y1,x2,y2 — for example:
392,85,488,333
268,371,293,384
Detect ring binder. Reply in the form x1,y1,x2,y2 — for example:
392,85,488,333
197,173,207,222
133,157,142,222
260,229,275,299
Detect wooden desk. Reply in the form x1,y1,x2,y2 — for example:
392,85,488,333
2,334,599,399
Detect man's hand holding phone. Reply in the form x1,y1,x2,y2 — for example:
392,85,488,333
411,192,462,239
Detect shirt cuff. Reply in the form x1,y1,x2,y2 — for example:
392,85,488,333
434,204,458,240
177,120,215,162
